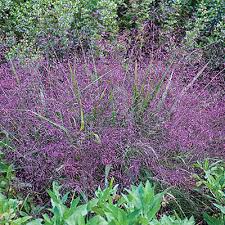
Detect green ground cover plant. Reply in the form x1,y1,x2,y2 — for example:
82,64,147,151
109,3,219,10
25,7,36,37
194,159,225,225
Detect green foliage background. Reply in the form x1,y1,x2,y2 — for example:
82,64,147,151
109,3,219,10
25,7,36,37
0,0,224,63
0,0,121,59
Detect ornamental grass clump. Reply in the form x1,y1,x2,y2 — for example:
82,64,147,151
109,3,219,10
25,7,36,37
0,46,224,195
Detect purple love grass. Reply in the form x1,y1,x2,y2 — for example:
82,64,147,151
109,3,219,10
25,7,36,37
0,46,224,195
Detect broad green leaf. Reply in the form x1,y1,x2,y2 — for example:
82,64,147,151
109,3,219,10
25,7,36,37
27,219,43,225
11,216,32,225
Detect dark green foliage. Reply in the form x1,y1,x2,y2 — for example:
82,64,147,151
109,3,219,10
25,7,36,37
0,0,224,65
161,0,225,68
117,0,158,29
194,159,225,225
0,0,121,59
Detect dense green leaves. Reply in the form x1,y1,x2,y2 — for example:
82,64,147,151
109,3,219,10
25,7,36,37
0,177,196,224
0,0,224,64
29,180,194,225
194,159,225,225
0,0,121,59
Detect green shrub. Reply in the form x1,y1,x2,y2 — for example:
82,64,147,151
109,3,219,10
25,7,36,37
162,0,225,68
0,193,32,225
0,141,32,225
194,159,225,225
0,0,121,60
117,0,158,29
0,177,195,224
163,0,224,44
1,0,224,65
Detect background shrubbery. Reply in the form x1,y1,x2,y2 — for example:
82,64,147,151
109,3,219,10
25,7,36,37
0,0,224,66
1,0,121,59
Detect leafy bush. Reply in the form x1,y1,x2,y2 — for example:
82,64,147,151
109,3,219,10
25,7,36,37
1,0,224,66
0,193,32,225
194,159,225,225
1,159,224,224
117,0,158,29
119,0,224,68
0,0,121,59
194,159,225,204
161,0,224,43
161,0,225,68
